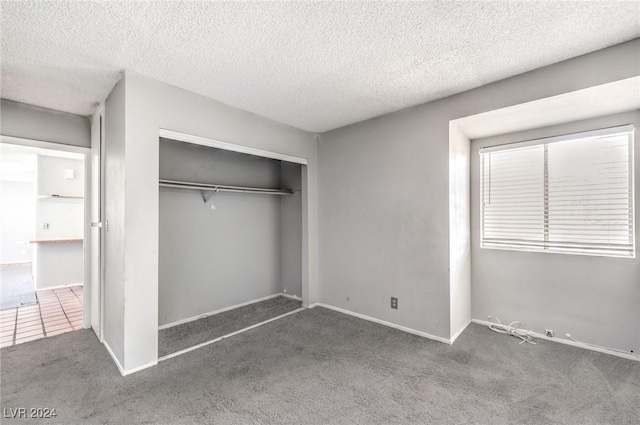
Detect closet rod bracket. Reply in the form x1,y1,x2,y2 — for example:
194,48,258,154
201,189,217,203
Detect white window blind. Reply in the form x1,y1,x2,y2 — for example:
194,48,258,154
480,126,635,258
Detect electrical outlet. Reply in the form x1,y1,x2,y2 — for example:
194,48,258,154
42,223,49,230
545,329,554,337
391,297,398,309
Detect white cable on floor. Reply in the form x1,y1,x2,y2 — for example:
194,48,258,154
487,316,536,345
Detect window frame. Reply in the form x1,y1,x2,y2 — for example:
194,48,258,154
479,125,636,259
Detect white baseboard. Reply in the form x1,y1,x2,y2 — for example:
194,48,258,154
0,261,32,268
471,319,639,362
159,307,306,362
311,303,451,344
158,293,299,330
450,320,471,344
36,283,83,291
121,360,158,376
103,340,157,376
279,292,301,301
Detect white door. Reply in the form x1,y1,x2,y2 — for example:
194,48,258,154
90,110,104,338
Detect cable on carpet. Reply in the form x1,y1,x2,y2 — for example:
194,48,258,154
487,316,536,345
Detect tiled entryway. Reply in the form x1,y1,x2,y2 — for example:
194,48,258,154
0,286,83,348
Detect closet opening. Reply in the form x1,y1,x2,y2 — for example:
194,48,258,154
157,135,307,360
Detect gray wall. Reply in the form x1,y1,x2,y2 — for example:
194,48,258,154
318,39,640,340
1,99,90,148
280,162,303,298
471,111,640,353
158,139,284,326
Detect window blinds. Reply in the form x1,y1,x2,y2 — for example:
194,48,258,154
480,126,635,258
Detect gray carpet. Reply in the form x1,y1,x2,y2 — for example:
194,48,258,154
0,265,38,310
1,307,639,424
159,296,302,357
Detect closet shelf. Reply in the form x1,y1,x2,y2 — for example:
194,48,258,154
159,179,293,196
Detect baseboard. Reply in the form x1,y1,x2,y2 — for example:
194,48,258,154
121,359,158,376
0,261,32,268
159,307,306,362
158,293,295,330
36,283,83,291
450,320,471,344
279,292,301,301
312,303,451,344
471,319,639,362
103,340,157,376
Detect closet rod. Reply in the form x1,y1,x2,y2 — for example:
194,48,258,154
159,179,293,196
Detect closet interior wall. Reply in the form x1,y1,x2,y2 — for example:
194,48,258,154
158,138,302,327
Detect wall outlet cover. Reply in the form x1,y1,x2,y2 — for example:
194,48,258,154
391,297,398,309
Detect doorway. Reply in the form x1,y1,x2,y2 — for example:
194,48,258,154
0,141,90,347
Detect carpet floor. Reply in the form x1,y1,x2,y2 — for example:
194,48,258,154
1,307,639,424
158,296,302,357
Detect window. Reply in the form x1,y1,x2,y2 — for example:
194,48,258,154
480,126,635,258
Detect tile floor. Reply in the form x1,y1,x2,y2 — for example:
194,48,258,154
0,286,83,348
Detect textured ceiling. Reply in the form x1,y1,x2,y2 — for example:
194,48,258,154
1,1,639,133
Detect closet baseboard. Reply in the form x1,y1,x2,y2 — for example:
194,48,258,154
279,293,302,301
158,293,296,330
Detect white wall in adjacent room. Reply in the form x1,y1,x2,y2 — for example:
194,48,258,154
0,181,35,264
33,155,84,289
35,156,84,240
0,146,36,265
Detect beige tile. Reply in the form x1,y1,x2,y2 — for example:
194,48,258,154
16,324,43,334
44,317,69,329
40,310,63,318
46,328,72,337
15,334,44,344
17,319,42,328
0,334,14,344
0,321,16,330
45,323,72,333
16,319,42,328
0,327,14,335
17,310,40,317
15,329,43,339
